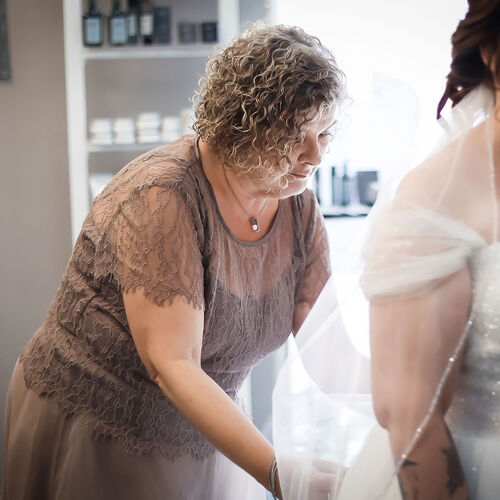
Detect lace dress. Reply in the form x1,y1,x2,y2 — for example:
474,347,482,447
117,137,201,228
0,135,330,500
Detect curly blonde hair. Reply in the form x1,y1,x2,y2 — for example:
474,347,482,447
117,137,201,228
192,23,345,187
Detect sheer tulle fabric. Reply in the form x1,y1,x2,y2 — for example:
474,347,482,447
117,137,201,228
273,85,500,499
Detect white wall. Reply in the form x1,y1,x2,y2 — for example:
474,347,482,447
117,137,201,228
272,0,468,177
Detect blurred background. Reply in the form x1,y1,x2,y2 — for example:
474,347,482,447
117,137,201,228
0,0,467,475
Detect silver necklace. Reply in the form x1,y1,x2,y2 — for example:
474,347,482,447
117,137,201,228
222,166,269,233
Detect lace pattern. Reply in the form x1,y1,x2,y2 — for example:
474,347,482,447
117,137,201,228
20,135,330,459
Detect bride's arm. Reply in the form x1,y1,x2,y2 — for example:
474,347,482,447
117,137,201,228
370,267,471,499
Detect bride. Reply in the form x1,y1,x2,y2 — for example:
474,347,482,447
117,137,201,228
273,1,500,499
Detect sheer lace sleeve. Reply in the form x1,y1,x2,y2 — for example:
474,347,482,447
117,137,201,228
94,184,205,309
361,205,486,300
296,190,332,307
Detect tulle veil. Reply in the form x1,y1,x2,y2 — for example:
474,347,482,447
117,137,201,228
272,83,498,500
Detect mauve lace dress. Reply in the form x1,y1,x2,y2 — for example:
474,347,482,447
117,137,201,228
1,135,330,500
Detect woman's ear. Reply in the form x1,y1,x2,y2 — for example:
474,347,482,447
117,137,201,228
480,46,498,76
480,46,491,67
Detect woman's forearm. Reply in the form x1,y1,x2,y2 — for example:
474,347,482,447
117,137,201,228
393,417,467,500
155,359,276,492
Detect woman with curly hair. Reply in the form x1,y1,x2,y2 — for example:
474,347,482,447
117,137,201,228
0,23,345,500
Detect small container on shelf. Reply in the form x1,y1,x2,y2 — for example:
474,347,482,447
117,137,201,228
153,7,172,44
178,22,197,44
83,0,104,47
201,22,218,43
89,118,113,145
356,170,379,206
113,118,135,144
330,166,342,206
161,116,181,143
126,0,140,45
139,0,154,45
341,163,352,207
136,112,161,143
314,169,321,205
109,0,128,46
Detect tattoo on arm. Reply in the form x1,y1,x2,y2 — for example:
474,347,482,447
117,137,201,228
396,427,467,500
402,459,418,468
398,459,419,500
442,426,465,496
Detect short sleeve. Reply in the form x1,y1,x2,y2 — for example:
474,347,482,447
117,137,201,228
296,190,332,306
361,205,486,300
94,184,205,309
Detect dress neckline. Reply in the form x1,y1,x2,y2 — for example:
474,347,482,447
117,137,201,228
193,136,282,248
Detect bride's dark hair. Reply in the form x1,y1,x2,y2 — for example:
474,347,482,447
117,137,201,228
437,0,500,118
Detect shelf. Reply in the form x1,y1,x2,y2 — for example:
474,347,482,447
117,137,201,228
88,142,168,153
64,0,241,244
83,44,217,60
321,204,370,218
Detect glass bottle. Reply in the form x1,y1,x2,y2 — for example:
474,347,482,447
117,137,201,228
82,0,103,47
314,169,322,206
341,163,351,207
126,0,140,45
140,0,154,45
109,0,128,46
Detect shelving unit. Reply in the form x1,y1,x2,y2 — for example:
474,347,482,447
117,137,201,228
63,0,240,244
83,45,217,60
322,205,370,218
87,141,166,153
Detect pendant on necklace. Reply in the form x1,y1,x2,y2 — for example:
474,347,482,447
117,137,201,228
250,217,260,232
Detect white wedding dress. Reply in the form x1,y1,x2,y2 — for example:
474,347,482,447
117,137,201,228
273,85,500,500
446,240,500,499
339,214,500,500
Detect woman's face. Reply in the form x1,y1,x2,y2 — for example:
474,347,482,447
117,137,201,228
274,108,336,199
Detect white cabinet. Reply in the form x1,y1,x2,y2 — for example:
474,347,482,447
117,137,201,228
63,0,240,243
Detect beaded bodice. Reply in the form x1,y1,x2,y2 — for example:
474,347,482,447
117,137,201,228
448,243,500,435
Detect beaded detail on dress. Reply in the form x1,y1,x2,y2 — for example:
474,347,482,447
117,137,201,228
20,135,331,459
447,243,500,436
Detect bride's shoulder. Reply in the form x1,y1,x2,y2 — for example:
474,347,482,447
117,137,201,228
391,123,492,240
397,125,489,204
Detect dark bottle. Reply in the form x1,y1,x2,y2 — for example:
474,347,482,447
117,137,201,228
341,163,351,207
178,22,197,44
83,0,103,47
201,22,218,43
126,0,139,45
109,0,128,45
314,169,322,206
357,170,379,206
153,7,171,44
331,166,341,206
140,0,154,45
